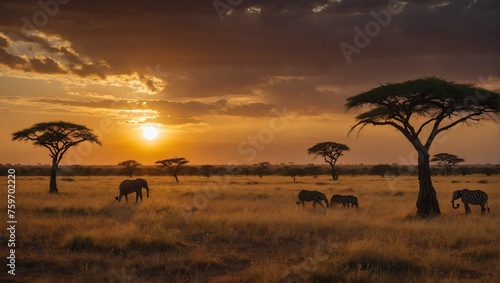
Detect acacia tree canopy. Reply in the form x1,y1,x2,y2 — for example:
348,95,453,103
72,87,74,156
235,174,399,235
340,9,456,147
346,77,499,218
431,153,464,176
308,142,350,180
155,157,189,183
346,77,499,150
12,121,101,193
118,160,142,177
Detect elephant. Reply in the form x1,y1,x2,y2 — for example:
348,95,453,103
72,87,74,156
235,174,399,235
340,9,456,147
115,178,150,203
451,189,489,215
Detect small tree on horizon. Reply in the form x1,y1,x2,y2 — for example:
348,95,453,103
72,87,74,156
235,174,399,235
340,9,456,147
12,121,101,193
155,158,189,183
254,161,271,178
118,160,142,177
369,164,405,177
431,153,465,177
308,142,350,180
200,165,214,179
304,165,323,178
346,77,499,218
283,167,307,182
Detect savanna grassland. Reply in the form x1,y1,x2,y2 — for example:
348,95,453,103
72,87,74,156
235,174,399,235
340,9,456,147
1,174,499,282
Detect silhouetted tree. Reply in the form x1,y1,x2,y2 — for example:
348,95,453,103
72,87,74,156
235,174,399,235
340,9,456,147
240,166,252,176
346,77,499,218
283,167,307,182
308,142,349,180
370,164,392,177
458,166,471,176
254,162,270,178
12,121,101,193
200,165,214,179
304,165,323,178
118,160,142,177
369,164,405,177
155,158,189,183
431,153,464,177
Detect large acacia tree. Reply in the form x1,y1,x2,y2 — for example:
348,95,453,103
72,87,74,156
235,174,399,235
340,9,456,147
308,142,350,180
12,121,101,193
346,77,499,218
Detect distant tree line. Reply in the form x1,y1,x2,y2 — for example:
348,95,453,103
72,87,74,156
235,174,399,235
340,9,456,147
1,164,498,178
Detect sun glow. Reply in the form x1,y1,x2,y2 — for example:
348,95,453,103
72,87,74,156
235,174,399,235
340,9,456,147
142,126,158,140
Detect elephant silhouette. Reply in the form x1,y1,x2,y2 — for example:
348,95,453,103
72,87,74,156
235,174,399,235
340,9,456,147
115,178,150,203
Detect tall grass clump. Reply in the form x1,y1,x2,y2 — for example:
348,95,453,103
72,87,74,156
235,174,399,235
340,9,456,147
65,234,95,251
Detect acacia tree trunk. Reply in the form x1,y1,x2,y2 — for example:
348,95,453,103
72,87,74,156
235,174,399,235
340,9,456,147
49,158,58,193
416,150,440,217
329,164,338,181
445,165,451,177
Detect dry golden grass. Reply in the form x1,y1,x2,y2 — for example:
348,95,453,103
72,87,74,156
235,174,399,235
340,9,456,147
1,174,499,282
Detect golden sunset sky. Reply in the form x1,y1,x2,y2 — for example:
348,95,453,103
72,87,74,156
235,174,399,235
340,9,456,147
0,0,498,166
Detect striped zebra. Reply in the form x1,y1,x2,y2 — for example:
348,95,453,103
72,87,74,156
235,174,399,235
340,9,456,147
296,190,329,209
348,195,358,208
451,189,490,215
330,194,358,208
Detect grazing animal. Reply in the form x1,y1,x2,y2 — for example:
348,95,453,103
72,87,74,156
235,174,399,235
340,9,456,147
330,194,358,208
296,190,329,209
347,195,358,208
451,189,489,215
116,178,150,203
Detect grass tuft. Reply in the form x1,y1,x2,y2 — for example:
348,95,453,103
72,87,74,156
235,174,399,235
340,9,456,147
66,234,95,251
393,191,405,197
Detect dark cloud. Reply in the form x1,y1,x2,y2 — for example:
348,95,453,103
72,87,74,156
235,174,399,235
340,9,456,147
0,35,7,47
259,78,346,114
35,99,134,109
29,57,66,74
143,115,205,126
33,97,281,124
0,0,498,118
222,102,276,117
0,48,26,69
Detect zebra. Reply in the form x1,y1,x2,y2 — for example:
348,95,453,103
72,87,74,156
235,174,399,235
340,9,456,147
451,189,490,215
347,195,358,208
296,190,329,209
330,194,358,208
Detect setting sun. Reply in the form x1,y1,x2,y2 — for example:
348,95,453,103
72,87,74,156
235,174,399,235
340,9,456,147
142,126,158,140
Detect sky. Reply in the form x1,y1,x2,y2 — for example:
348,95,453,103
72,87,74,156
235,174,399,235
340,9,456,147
0,0,498,166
